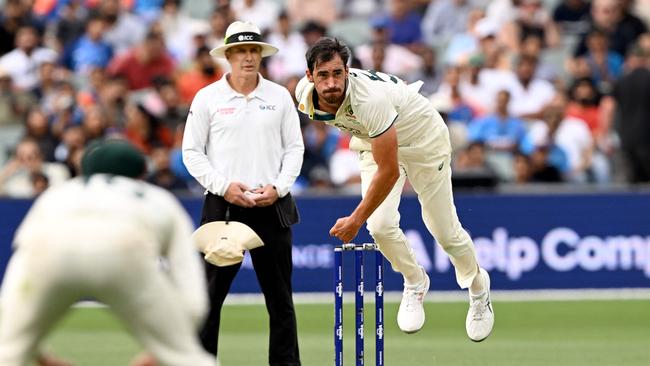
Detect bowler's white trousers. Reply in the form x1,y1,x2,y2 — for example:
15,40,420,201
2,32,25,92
0,225,214,366
358,122,479,288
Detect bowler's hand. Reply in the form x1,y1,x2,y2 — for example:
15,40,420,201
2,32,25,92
330,216,362,243
251,184,279,207
224,182,256,208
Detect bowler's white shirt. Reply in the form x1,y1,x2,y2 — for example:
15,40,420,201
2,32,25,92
296,68,447,148
182,74,304,197
13,175,208,326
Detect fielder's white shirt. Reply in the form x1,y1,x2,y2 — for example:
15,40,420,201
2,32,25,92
13,175,208,327
296,68,447,148
182,73,304,197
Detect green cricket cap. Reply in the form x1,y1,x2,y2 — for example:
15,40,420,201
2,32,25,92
81,139,147,178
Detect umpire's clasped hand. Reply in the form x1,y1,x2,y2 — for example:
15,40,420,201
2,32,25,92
224,183,279,208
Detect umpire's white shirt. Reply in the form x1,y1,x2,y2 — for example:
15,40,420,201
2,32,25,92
182,73,304,197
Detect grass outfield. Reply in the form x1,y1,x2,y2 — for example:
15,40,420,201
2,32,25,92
46,300,650,366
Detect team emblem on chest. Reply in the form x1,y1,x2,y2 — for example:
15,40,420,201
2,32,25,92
343,104,360,125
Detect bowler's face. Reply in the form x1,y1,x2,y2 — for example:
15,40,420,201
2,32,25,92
226,44,262,77
307,54,348,107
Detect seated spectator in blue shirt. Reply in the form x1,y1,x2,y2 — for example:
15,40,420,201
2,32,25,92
62,15,113,74
583,28,623,92
468,90,527,152
376,0,423,49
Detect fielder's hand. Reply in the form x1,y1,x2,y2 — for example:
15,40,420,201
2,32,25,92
130,352,158,366
224,182,256,207
330,216,362,243
37,353,74,366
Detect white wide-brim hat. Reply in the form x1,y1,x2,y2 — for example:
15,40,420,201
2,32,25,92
209,21,278,58
192,221,264,267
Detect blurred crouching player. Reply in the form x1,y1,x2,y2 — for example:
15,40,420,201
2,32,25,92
0,140,215,366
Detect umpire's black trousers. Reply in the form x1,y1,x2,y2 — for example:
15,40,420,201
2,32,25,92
198,193,301,366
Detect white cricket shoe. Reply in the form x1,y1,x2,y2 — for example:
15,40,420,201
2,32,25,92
466,268,494,342
397,268,429,334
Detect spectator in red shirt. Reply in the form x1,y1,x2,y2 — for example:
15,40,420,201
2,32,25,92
176,46,222,104
107,31,176,90
566,77,602,136
123,102,173,154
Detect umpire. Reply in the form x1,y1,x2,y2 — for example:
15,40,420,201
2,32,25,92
182,21,304,366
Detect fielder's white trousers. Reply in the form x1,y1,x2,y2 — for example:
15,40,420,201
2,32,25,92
0,231,214,366
359,123,479,288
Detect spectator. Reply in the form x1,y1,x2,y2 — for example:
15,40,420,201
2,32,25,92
553,0,591,35
267,11,308,83
152,77,189,129
301,122,340,186
520,33,559,82
96,0,148,55
52,0,90,53
577,28,624,93
107,31,176,90
452,141,499,188
30,60,61,103
468,90,527,152
62,15,114,74
23,107,58,162
611,44,650,182
329,135,362,194
468,90,527,180
287,0,338,27
0,68,35,128
159,0,212,66
458,54,493,116
406,47,441,96
301,21,328,48
574,0,647,58
512,150,533,184
54,125,87,177
430,67,475,126
206,5,235,73
485,0,519,30
378,0,423,50
442,8,485,66
566,77,604,137
48,81,80,139
522,95,605,183
0,138,69,198
123,101,174,154
528,145,564,182
501,0,561,53
95,75,129,129
0,0,45,56
0,25,58,91
147,145,189,192
80,104,108,142
176,46,223,105
354,18,422,80
421,0,478,47
231,0,280,32
29,170,49,195
506,55,556,118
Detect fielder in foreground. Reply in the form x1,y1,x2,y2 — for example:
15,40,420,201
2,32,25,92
0,140,215,366
296,38,494,341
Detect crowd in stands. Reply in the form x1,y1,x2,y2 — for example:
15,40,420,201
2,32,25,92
0,0,648,198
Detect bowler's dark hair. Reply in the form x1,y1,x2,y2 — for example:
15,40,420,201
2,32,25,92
306,37,350,73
